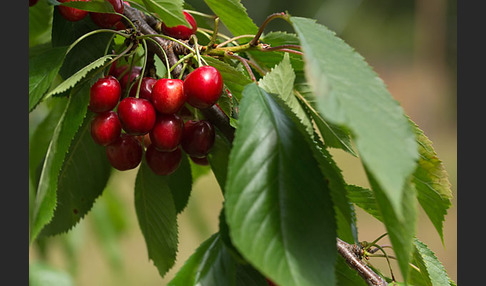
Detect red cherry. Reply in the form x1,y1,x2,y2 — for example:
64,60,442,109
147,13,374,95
181,120,215,158
145,144,182,176
105,134,143,171
88,75,121,113
109,64,129,80
90,111,122,146
58,0,89,22
183,66,223,109
189,155,209,166
90,0,124,29
161,11,197,40
129,77,157,100
149,114,184,152
117,97,156,135
151,78,186,114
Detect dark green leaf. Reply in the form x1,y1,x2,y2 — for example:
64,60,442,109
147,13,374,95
203,0,258,37
29,46,69,112
410,238,452,286
134,159,179,277
335,255,368,286
167,153,193,214
291,16,419,218
30,83,90,244
225,83,336,286
168,233,268,286
40,112,112,236
29,0,53,47
203,56,252,101
208,132,232,194
141,0,187,27
411,119,453,243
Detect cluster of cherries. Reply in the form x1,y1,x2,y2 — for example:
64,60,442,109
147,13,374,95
89,62,223,175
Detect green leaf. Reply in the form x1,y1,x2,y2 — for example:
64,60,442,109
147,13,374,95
30,83,90,244
410,238,452,286
29,98,69,188
167,153,193,214
29,262,74,286
134,159,179,277
291,16,419,218
367,171,418,283
207,132,232,194
203,0,258,37
168,233,268,286
259,55,357,243
29,0,53,48
29,46,69,112
203,56,252,101
225,83,337,286
57,0,116,13
410,119,453,243
141,0,188,27
40,113,112,236
335,255,368,286
258,53,313,135
46,55,113,98
346,185,382,221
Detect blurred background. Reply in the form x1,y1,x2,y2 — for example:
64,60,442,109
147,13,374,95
29,0,457,284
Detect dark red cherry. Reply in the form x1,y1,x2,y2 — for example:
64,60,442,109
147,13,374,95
90,111,122,146
183,66,223,109
129,77,157,100
181,120,215,158
88,75,121,113
151,78,186,114
58,0,89,22
90,0,124,29
149,114,184,152
120,66,142,92
117,97,156,135
105,134,143,171
161,11,197,40
145,144,182,176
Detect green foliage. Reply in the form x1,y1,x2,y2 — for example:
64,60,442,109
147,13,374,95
29,1,454,285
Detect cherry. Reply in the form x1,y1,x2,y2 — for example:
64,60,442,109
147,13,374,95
90,0,124,29
109,64,129,80
183,66,223,109
58,0,89,22
181,120,215,158
161,11,197,40
151,78,186,114
189,155,209,166
88,75,121,113
117,97,156,135
105,134,143,171
145,144,182,176
29,0,39,7
129,77,157,100
90,111,122,146
113,1,131,30
149,114,184,152
120,66,142,92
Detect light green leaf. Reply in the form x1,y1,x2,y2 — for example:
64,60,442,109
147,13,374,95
203,0,258,37
203,56,252,101
30,83,90,244
168,233,268,286
411,119,453,243
225,83,337,286
40,113,112,236
30,262,74,286
410,238,452,286
291,16,419,218
47,55,113,98
346,185,382,221
29,46,69,112
134,159,179,277
141,0,187,27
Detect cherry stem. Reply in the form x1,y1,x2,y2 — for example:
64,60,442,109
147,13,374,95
249,12,290,46
216,34,256,48
225,52,256,82
206,17,220,51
